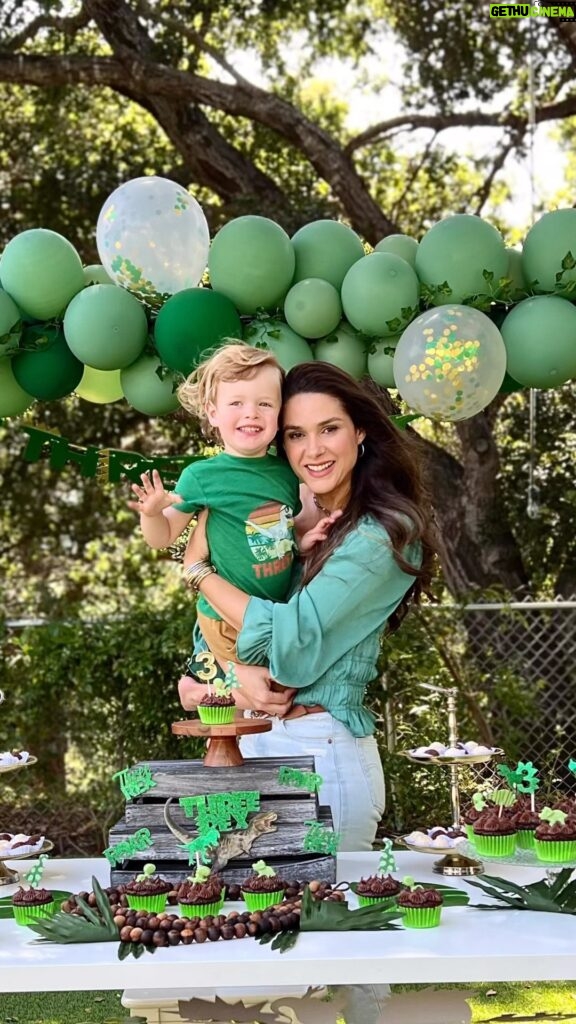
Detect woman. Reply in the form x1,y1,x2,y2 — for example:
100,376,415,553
182,362,435,851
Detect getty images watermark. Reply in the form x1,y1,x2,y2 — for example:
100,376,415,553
490,2,576,17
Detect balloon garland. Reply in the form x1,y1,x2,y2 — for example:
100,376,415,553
0,175,575,425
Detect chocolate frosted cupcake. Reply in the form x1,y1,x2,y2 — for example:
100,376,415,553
197,693,236,725
511,807,540,850
461,804,483,842
12,886,56,927
177,870,224,917
471,811,517,858
125,863,171,912
398,885,443,929
355,874,402,907
241,860,286,910
534,812,576,863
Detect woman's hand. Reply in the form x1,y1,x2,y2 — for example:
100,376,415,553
127,469,182,517
184,508,210,564
232,663,295,717
178,675,210,711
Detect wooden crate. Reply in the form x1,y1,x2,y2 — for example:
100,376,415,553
109,755,336,886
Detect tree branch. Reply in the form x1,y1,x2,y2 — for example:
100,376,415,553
471,136,518,217
1,5,92,52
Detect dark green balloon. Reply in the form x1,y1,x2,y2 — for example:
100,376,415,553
12,325,83,400
154,288,242,374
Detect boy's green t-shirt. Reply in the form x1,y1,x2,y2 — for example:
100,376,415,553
174,452,301,619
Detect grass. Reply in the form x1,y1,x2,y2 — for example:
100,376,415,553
1,983,576,1023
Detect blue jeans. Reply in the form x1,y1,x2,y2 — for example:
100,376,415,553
239,712,385,852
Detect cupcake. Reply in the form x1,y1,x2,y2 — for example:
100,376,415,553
124,863,172,912
511,807,540,849
461,804,483,842
398,882,443,929
471,810,517,858
241,860,286,910
177,867,224,917
12,886,56,927
534,809,576,863
355,874,403,907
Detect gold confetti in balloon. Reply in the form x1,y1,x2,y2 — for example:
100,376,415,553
393,304,506,421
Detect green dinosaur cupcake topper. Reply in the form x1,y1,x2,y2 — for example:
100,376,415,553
540,807,567,827
188,864,211,885
252,859,275,878
136,862,156,882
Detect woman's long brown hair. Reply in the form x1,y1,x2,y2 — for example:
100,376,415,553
278,362,436,633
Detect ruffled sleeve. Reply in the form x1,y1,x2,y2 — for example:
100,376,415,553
237,518,419,687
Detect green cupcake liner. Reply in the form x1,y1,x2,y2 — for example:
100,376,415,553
465,825,475,842
178,898,224,918
197,705,236,725
472,832,517,858
13,901,56,927
356,893,397,907
126,893,168,913
241,889,285,911
400,906,442,929
534,839,576,863
516,830,536,850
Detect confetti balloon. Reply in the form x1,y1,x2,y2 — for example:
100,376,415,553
341,252,419,337
75,365,124,404
375,234,419,268
415,215,508,305
314,321,367,379
500,295,576,387
121,353,180,416
96,176,210,300
291,220,365,289
0,228,85,320
208,216,295,314
284,278,342,338
393,304,507,421
522,209,576,295
244,319,313,370
63,284,148,370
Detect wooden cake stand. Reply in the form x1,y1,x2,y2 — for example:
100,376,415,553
171,716,272,767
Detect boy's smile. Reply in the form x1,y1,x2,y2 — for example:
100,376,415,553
206,364,282,458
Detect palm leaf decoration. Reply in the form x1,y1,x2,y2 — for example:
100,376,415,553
465,869,576,914
349,881,469,909
27,877,119,944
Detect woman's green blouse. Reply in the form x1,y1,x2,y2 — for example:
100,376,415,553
237,516,420,738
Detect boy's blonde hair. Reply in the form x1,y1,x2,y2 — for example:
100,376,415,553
177,340,284,440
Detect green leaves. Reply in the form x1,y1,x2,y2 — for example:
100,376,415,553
465,870,576,915
299,885,402,932
27,877,118,944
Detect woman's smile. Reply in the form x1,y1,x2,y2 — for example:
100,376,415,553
283,392,365,509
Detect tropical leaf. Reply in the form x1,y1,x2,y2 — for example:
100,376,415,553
270,930,299,953
465,869,576,914
27,877,119,943
299,885,402,932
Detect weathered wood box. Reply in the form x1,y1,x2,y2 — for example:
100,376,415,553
108,755,336,886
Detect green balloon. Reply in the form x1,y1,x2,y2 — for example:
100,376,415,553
0,228,85,320
291,220,365,289
64,284,148,370
367,336,401,387
121,353,180,416
505,248,528,301
522,209,576,295
244,319,313,370
12,325,83,400
154,288,242,374
375,235,419,268
500,295,576,387
284,278,342,338
75,365,124,404
0,288,21,356
341,252,419,337
209,216,295,314
0,357,35,416
415,215,508,305
314,321,367,379
83,264,114,286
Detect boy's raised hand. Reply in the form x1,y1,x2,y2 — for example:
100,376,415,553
127,469,183,517
298,509,342,554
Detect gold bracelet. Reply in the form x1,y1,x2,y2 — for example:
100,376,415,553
184,562,216,591
182,560,210,584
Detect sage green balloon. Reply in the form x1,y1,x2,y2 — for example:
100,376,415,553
208,216,295,314
63,284,148,370
341,252,419,337
75,365,124,404
314,321,367,379
522,209,576,295
0,288,21,356
12,325,83,400
415,215,508,305
284,278,342,338
83,264,114,286
375,235,419,268
121,353,180,416
367,336,401,387
500,295,576,387
244,319,313,370
0,358,35,417
505,248,528,301
291,220,365,289
0,228,85,320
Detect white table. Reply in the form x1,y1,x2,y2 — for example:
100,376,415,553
1,852,576,994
